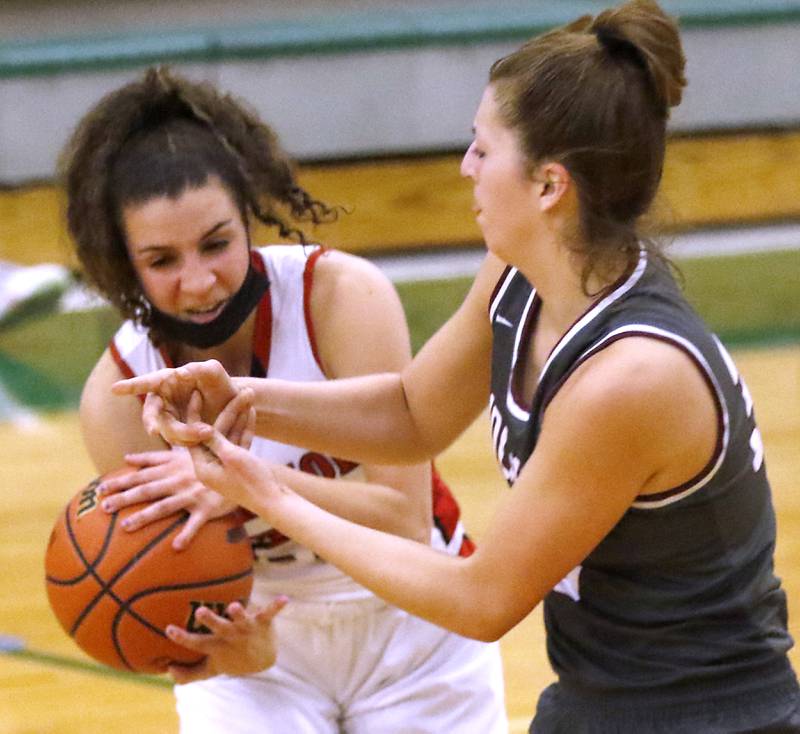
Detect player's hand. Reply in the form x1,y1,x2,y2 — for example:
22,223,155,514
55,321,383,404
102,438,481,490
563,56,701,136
187,423,286,522
111,360,238,445
96,449,237,550
184,387,277,514
165,597,288,684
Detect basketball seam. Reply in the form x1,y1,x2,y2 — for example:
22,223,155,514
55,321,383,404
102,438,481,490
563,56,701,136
46,493,118,586
111,567,254,670
67,513,188,639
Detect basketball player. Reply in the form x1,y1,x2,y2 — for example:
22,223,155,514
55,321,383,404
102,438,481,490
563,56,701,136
117,2,800,731
59,67,507,733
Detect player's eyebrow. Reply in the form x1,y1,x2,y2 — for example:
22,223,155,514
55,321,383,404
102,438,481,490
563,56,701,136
134,220,232,254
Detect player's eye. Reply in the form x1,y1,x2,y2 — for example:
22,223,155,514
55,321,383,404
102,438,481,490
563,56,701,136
148,255,174,269
203,239,229,253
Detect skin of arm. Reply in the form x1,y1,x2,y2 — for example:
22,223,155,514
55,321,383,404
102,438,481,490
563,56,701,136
80,349,168,473
263,249,434,543
235,252,509,464
106,250,436,543
114,253,507,464
188,336,719,642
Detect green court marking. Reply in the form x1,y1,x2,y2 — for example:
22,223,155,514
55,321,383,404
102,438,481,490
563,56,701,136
0,636,172,689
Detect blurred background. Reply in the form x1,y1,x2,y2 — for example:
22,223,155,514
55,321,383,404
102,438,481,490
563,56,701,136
0,2,798,732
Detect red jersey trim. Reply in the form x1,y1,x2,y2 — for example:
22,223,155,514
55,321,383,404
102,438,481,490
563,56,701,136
432,463,475,557
250,250,272,375
302,247,328,375
109,339,134,380
109,325,176,403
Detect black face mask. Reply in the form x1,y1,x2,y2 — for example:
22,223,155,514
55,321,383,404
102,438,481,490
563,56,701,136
148,264,269,349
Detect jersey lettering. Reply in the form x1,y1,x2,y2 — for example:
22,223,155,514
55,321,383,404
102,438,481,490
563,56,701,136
489,394,522,484
713,336,764,472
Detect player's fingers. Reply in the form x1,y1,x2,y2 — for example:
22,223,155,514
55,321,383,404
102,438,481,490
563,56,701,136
165,622,220,652
187,389,203,423
96,471,139,497
254,596,289,626
219,389,253,445
98,463,169,499
213,395,241,438
100,473,175,512
122,450,172,467
223,601,248,625
227,409,249,447
187,445,227,495
111,369,176,395
120,497,186,531
141,392,167,437
193,360,231,394
191,605,232,636
172,508,210,551
238,406,256,450
201,432,256,485
162,415,211,447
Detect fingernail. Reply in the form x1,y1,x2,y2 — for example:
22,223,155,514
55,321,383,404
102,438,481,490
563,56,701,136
166,626,178,638
121,518,132,530
102,500,113,512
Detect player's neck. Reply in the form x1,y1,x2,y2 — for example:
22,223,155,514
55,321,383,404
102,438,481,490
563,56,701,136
173,310,257,377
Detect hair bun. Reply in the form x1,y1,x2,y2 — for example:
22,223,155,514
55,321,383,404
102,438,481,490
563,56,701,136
591,0,686,114
593,25,647,70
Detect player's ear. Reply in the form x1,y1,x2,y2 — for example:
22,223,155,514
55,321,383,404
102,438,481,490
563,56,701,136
535,162,570,212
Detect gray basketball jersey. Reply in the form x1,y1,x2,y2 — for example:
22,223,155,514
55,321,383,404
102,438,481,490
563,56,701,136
488,250,796,701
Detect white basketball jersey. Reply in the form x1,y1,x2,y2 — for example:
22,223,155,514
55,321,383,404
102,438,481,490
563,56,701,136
111,244,472,602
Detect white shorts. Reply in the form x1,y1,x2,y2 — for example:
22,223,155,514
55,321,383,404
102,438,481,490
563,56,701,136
174,595,507,734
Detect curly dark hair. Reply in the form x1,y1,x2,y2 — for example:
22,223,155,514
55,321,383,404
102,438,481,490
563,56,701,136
59,65,338,326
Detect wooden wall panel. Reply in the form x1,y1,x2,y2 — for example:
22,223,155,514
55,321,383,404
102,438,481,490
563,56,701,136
2,129,800,267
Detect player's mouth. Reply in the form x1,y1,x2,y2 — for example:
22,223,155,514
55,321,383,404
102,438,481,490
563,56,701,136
183,299,228,323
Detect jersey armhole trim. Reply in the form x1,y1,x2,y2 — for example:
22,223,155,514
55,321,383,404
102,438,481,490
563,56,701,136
250,249,272,377
302,246,328,375
488,265,515,324
543,326,728,510
108,338,146,406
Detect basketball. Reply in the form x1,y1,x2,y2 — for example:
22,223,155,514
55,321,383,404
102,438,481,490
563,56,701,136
44,466,254,674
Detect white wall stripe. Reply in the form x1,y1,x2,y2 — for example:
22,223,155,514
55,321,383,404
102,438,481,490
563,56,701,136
372,223,800,284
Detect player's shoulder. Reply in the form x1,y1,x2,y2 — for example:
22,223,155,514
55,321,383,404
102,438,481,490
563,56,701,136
315,247,388,281
312,248,398,309
83,347,127,396
79,348,130,431
555,335,716,440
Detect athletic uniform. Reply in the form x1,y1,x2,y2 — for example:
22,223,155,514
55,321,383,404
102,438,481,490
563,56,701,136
487,250,800,733
111,245,507,734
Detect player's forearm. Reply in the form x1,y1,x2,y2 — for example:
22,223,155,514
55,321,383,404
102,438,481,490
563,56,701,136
258,486,502,640
234,373,434,465
270,463,431,543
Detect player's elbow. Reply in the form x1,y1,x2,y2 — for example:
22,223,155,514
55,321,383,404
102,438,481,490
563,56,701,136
458,611,518,643
447,573,538,642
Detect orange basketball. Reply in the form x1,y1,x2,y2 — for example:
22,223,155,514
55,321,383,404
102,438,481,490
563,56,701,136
44,467,254,674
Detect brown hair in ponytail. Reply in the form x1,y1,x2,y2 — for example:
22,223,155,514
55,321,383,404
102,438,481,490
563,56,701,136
489,0,687,288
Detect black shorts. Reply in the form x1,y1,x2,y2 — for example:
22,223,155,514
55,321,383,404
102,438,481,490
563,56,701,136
530,680,800,734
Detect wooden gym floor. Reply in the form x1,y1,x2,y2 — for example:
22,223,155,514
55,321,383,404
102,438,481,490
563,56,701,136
0,343,798,733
